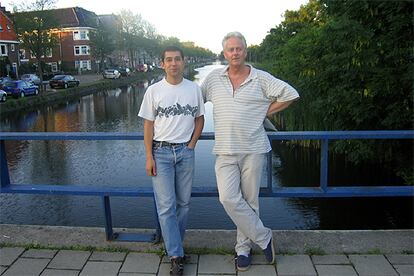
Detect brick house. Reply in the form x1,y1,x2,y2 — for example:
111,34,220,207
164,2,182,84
18,7,100,73
0,6,19,77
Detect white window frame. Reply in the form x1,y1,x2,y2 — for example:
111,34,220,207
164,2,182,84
11,44,15,51
19,49,27,60
75,60,91,70
73,31,79,40
74,45,90,56
45,48,52,58
0,44,7,56
73,30,89,40
47,62,58,72
80,30,89,40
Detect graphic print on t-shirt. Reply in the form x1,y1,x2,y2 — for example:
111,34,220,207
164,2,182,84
155,103,199,118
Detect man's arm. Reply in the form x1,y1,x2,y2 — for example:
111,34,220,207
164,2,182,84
143,119,156,176
266,100,295,116
188,115,205,149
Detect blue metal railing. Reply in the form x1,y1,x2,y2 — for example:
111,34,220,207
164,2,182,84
1,131,413,242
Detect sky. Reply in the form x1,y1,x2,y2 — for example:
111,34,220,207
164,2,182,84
4,0,309,54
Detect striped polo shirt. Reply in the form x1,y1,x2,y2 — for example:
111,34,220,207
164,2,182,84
201,65,299,154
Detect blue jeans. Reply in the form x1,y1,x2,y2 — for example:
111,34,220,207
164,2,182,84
152,143,194,257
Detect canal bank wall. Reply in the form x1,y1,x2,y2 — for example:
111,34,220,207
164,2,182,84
1,224,412,254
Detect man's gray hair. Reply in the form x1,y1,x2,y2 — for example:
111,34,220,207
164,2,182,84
222,31,247,50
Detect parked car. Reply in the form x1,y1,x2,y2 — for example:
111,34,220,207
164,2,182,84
103,69,121,79
0,89,6,102
0,76,12,89
117,67,131,77
20,74,41,85
42,71,65,81
2,80,39,98
49,75,80,89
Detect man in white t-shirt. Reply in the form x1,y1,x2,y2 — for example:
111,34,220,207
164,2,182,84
138,46,205,276
201,32,299,272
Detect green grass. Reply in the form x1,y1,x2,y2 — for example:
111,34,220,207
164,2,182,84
304,246,326,256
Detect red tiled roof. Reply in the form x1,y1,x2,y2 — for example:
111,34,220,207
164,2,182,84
12,7,98,29
52,8,79,28
51,7,98,28
0,9,18,41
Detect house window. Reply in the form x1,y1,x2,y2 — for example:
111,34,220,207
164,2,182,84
75,60,91,70
45,48,52,58
11,44,15,51
73,30,89,40
47,62,58,72
80,30,89,40
6,25,11,30
0,25,3,31
0,44,7,56
19,49,27,60
74,45,90,55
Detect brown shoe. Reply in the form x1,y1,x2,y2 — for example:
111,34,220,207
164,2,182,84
170,257,184,276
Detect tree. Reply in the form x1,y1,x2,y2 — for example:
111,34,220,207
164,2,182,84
12,0,59,91
118,10,157,68
89,24,116,72
256,0,413,183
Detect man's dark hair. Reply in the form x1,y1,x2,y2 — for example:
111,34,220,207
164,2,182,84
161,46,184,61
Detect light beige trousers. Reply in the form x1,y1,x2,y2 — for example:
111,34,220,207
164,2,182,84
215,153,272,255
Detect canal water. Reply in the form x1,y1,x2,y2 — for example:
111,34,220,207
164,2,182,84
0,64,412,230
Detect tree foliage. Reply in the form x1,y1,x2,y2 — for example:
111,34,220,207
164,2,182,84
116,10,215,67
89,24,116,70
254,0,413,182
12,0,59,90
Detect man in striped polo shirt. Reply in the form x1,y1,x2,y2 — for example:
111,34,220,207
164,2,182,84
201,31,299,272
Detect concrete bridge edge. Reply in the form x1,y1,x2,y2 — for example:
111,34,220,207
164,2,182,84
0,224,412,254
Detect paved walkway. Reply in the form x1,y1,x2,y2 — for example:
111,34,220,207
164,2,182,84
1,246,413,276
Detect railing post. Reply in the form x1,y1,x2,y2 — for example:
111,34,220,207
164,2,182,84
0,140,10,188
102,196,115,240
320,139,329,192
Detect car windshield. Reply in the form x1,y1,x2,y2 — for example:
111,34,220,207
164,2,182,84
52,75,65,80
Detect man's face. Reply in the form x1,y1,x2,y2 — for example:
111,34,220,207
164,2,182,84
223,37,247,66
162,51,184,78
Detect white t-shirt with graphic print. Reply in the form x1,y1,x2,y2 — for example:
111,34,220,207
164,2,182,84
138,77,205,143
